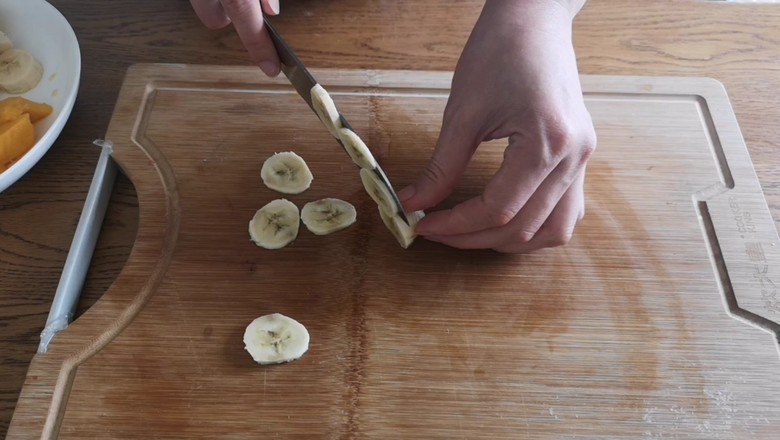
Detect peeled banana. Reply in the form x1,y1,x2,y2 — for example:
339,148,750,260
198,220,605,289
338,127,378,170
0,48,43,94
379,207,425,249
311,84,342,138
301,198,357,235
244,313,310,365
249,199,300,249
260,151,314,194
360,167,399,217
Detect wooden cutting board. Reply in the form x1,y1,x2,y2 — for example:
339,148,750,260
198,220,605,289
9,65,780,439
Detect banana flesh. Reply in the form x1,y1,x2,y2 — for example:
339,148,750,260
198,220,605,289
0,32,12,53
249,199,300,249
260,151,314,194
301,198,357,235
378,207,425,249
244,313,310,365
337,127,378,170
0,48,43,94
310,84,342,138
360,168,398,217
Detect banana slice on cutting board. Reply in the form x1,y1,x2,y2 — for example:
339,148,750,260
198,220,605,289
379,207,425,249
260,151,314,194
0,49,43,94
0,31,13,53
244,313,310,365
360,168,399,217
310,84,342,138
301,198,357,235
337,128,378,170
249,199,300,249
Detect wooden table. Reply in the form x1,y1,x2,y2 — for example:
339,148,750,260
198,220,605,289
1,0,779,434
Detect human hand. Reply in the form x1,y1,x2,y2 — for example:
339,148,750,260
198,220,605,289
190,0,282,76
398,0,596,253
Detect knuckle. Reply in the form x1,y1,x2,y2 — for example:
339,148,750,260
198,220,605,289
548,227,575,247
515,229,536,244
422,159,454,190
487,207,516,228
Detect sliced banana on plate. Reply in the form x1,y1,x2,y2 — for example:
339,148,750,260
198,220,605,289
249,199,300,249
0,31,12,53
0,49,43,94
379,207,425,249
310,84,342,138
359,168,399,217
301,198,357,235
244,313,310,365
337,127,378,170
260,151,314,194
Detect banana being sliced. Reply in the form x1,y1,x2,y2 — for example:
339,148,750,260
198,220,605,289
310,84,342,138
0,49,43,94
260,151,314,194
243,313,310,365
360,168,399,217
379,207,425,249
249,199,300,249
337,128,378,170
301,198,357,235
0,31,12,53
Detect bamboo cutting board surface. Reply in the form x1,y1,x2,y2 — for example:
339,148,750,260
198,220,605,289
8,65,780,439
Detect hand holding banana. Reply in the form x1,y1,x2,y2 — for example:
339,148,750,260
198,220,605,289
399,0,596,253
190,0,596,253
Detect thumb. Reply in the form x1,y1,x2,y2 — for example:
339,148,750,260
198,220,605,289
398,119,478,212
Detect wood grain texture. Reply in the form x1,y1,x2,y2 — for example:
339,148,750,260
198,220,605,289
1,0,780,435
5,65,780,438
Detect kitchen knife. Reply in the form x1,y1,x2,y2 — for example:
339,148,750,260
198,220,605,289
263,17,409,224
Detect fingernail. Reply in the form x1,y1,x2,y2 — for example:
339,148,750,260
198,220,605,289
398,185,415,202
259,61,280,77
269,0,280,15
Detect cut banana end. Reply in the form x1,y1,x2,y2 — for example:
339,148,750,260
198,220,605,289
0,49,43,94
379,207,425,249
360,168,399,217
301,198,357,235
337,128,378,170
261,151,314,195
249,199,300,249
0,31,13,53
310,84,342,138
244,313,310,365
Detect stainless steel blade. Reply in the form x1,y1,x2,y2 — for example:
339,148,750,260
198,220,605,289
263,18,409,224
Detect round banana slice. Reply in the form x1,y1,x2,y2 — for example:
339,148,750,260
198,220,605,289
0,31,13,53
0,49,43,94
260,151,314,194
244,313,310,365
310,84,342,138
360,168,399,217
378,207,425,249
337,128,378,170
301,198,357,235
249,199,300,249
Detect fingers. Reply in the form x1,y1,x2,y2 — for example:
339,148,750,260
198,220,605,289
494,170,585,253
191,0,231,29
260,0,280,15
219,0,281,76
398,116,481,213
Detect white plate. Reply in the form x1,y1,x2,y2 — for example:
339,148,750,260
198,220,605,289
0,0,80,193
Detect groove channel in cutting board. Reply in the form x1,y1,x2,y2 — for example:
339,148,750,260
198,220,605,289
8,65,780,439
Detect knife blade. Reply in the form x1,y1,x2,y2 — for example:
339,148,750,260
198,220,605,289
263,17,409,224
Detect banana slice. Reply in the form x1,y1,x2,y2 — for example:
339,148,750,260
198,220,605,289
310,84,342,138
0,31,13,53
301,198,357,235
0,49,43,94
260,151,314,194
360,167,399,217
249,199,300,249
379,207,425,249
243,313,310,365
337,128,378,170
